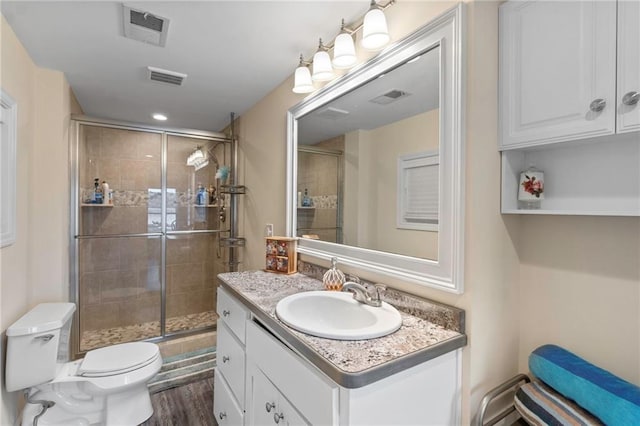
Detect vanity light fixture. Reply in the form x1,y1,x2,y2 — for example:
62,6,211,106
291,0,395,93
361,0,390,50
293,55,314,94
312,39,335,82
332,20,357,69
152,113,167,121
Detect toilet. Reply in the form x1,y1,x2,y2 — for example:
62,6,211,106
5,303,162,426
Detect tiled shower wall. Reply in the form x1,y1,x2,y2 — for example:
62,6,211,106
297,136,343,243
77,124,226,351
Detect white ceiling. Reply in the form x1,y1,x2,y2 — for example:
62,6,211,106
1,1,370,132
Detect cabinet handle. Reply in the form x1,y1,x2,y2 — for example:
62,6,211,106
222,355,230,363
273,412,284,424
222,309,230,317
265,402,276,413
622,91,640,106
589,98,606,112
218,411,227,420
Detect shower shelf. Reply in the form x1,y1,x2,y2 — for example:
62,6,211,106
219,237,246,248
80,203,113,207
220,185,246,194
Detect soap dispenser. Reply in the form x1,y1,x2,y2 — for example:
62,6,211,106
323,257,346,291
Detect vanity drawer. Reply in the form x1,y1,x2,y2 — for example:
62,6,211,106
214,370,244,426
217,286,248,343
217,321,246,408
246,320,338,426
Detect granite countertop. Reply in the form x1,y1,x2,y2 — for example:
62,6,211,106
218,270,467,388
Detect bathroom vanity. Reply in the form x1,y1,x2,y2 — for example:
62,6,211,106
213,271,467,426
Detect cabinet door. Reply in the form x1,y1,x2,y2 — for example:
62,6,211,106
248,367,310,426
214,372,244,426
617,0,640,133
499,0,616,149
248,369,277,426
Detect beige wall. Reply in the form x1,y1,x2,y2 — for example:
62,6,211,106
0,15,77,423
343,109,439,259
517,216,640,382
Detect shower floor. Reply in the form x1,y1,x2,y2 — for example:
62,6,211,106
80,311,217,352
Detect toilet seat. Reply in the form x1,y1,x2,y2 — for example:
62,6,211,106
78,342,160,377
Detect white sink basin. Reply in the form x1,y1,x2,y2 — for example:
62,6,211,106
275,291,402,340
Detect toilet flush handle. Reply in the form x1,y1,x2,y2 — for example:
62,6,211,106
34,334,54,342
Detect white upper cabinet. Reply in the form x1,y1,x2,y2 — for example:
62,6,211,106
499,0,640,215
617,0,640,133
500,0,629,149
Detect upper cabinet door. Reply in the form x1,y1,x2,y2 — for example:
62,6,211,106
499,1,617,149
617,0,640,133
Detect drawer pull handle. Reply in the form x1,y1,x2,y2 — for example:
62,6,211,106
623,91,640,106
218,411,227,420
265,402,276,413
274,412,284,424
589,98,606,112
222,309,231,317
222,355,230,363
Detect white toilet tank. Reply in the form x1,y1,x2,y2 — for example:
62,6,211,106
5,303,76,392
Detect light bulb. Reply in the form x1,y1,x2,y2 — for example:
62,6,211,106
361,4,390,51
293,64,314,94
333,32,357,69
312,39,334,82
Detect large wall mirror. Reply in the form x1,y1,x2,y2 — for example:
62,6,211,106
287,5,464,293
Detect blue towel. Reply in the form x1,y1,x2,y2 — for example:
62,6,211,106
529,344,640,426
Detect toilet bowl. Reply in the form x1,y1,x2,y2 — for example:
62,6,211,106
6,303,162,426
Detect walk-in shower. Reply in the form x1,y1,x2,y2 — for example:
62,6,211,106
70,117,238,356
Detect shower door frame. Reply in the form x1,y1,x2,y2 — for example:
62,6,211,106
69,116,232,358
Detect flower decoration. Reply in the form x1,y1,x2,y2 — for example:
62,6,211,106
521,174,544,198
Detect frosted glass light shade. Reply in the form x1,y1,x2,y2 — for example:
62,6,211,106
361,7,390,50
293,66,314,93
332,33,357,69
312,50,334,81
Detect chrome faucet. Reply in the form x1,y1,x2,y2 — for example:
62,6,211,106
342,282,386,307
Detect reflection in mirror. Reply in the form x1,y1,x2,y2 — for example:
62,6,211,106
287,5,464,293
296,47,439,260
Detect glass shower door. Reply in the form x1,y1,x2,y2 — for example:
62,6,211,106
165,134,227,334
77,124,163,352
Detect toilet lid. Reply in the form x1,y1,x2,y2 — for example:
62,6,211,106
79,342,160,377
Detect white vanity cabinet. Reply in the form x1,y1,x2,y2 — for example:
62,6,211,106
245,315,461,426
499,0,640,215
215,285,463,426
214,286,250,425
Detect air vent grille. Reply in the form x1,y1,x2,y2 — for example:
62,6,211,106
370,89,411,105
123,5,170,47
130,10,164,32
147,66,187,86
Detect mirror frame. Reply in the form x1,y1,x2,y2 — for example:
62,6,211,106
286,5,465,293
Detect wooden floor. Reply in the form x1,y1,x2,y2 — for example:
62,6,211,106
143,377,217,426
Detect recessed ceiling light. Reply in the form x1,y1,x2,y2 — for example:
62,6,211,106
152,113,167,121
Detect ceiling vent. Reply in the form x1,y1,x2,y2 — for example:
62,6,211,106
123,5,170,47
147,66,187,86
369,89,411,105
316,107,350,120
